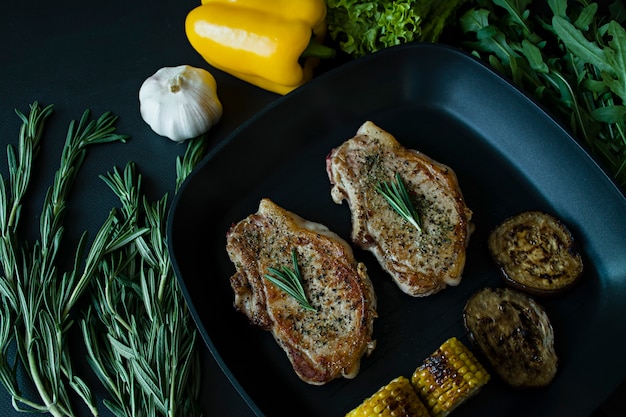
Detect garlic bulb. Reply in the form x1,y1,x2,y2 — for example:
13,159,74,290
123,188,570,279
139,65,223,142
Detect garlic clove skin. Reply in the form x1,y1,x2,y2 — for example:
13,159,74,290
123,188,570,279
139,65,223,142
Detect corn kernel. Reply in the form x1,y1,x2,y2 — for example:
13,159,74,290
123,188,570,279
346,376,431,417
411,337,490,417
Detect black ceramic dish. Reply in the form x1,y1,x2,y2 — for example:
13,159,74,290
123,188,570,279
167,43,626,417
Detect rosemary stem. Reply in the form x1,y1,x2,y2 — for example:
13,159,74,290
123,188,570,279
168,354,177,417
157,269,168,303
105,275,132,333
7,204,19,233
27,342,66,417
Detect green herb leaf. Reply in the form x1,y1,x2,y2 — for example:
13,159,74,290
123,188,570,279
605,20,626,103
552,15,613,74
592,104,626,123
264,249,316,312
376,173,422,232
521,39,549,73
574,3,598,31
175,134,208,192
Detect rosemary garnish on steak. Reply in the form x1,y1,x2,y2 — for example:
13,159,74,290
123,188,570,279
264,248,316,312
376,172,422,232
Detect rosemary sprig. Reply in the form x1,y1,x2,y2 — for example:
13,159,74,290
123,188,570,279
81,135,208,417
376,172,422,232
175,134,208,191
264,248,317,312
0,102,136,417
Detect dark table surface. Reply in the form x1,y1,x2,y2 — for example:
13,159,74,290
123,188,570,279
1,0,625,416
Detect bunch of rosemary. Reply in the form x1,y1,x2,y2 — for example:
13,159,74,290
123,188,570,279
0,103,140,416
0,102,207,417
81,137,207,417
458,0,626,189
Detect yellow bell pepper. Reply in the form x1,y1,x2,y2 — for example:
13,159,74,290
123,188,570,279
185,0,334,95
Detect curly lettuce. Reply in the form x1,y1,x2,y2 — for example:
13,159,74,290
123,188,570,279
325,0,465,57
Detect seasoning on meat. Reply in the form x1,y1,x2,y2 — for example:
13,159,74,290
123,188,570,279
226,198,377,385
326,121,474,297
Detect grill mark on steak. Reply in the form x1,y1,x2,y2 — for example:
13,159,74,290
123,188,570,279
226,198,377,385
326,121,474,297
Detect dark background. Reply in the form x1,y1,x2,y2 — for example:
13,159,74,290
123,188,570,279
0,0,624,416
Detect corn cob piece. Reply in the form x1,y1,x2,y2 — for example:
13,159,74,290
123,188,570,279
346,376,431,417
411,337,490,417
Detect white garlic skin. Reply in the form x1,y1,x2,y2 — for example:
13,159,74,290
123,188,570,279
139,65,223,142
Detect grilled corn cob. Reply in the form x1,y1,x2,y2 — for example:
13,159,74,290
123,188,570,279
346,376,431,417
411,337,490,417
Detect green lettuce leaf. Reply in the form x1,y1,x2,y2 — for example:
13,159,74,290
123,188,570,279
325,0,465,57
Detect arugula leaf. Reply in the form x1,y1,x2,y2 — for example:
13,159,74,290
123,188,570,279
459,0,626,189
605,21,626,103
552,16,612,74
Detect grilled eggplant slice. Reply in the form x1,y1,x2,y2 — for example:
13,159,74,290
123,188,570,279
488,210,583,296
463,287,558,388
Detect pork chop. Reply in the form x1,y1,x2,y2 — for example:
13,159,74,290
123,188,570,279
225,198,377,385
326,121,473,297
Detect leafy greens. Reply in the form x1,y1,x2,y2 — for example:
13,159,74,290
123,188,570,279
458,0,626,189
325,0,466,57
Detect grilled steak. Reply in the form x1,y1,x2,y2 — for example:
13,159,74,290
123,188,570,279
326,121,473,297
226,198,377,385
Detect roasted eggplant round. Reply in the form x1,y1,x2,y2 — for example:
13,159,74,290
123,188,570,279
463,287,558,388
488,210,583,296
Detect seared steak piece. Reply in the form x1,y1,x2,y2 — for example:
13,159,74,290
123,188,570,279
326,121,473,297
226,198,377,385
